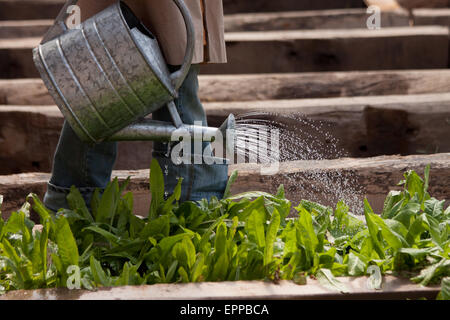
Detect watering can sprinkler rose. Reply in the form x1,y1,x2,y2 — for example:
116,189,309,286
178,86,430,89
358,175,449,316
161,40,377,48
33,0,235,149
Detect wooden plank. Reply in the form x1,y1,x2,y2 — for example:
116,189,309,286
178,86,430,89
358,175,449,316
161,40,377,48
222,0,365,14
4,9,450,41
0,153,449,219
0,79,52,105
2,26,448,78
2,70,450,105
0,276,440,300
1,93,449,174
413,8,450,26
201,26,449,74
0,0,63,20
4,9,450,40
224,8,450,31
225,9,409,32
0,0,365,20
0,37,40,78
198,70,450,101
0,106,153,175
225,9,450,32
0,19,52,38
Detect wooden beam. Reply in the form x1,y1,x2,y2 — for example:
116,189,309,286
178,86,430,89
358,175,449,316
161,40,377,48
2,26,448,78
225,9,409,32
201,27,449,74
198,70,450,101
222,0,365,14
0,20,52,38
225,9,450,32
0,0,365,20
0,276,440,300
0,0,63,20
0,37,40,78
2,70,450,105
4,9,450,40
413,8,450,26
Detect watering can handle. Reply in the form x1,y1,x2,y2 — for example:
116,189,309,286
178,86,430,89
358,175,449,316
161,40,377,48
41,0,195,92
170,0,196,91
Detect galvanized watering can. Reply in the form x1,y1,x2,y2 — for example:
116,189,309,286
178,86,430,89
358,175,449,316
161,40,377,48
33,0,235,145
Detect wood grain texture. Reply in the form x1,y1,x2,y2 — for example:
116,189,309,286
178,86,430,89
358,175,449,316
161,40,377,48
201,27,449,74
2,26,448,78
224,9,410,31
0,276,440,300
222,0,365,14
0,0,364,20
2,70,450,105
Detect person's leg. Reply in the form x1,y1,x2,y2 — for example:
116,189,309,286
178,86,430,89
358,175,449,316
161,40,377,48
43,121,118,212
153,65,229,202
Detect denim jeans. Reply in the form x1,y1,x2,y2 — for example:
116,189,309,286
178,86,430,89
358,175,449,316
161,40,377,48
43,65,229,212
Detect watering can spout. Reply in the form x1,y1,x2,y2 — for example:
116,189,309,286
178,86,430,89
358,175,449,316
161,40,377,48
109,114,236,144
219,113,235,137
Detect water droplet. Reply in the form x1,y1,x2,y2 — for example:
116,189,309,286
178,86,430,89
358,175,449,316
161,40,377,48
231,111,364,214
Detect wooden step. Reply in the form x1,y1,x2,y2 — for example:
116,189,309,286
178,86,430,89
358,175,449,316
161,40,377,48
222,0,365,14
225,9,450,32
4,9,450,42
0,0,63,20
0,20,52,38
1,153,449,219
0,0,365,20
0,37,40,78
199,70,450,101
2,70,450,105
4,9,450,40
413,8,450,26
225,9,410,32
2,26,449,78
1,93,449,174
201,26,449,74
0,276,440,300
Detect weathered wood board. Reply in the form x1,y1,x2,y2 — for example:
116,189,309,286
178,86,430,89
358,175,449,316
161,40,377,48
201,27,449,74
3,70,450,105
0,19,51,38
0,276,440,300
1,27,448,78
1,153,448,219
224,9,410,32
222,0,365,14
0,0,365,20
3,9,450,40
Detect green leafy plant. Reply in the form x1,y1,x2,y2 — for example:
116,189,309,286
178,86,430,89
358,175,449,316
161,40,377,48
0,161,448,299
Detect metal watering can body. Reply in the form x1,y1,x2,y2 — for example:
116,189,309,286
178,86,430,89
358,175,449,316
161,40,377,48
33,0,234,145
